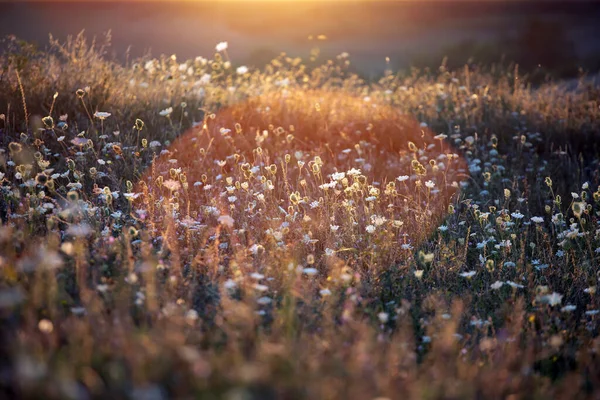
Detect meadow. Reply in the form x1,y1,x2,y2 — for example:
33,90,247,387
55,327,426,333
1,32,600,399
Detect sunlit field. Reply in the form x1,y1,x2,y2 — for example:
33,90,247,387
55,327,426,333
1,32,600,399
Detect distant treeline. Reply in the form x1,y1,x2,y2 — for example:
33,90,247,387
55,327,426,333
411,18,597,82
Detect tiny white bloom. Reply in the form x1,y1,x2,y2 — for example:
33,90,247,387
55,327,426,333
215,41,228,52
506,281,524,289
159,107,173,117
540,292,563,306
223,279,237,290
94,111,111,119
257,296,272,305
490,281,504,290
217,215,234,228
331,172,346,181
377,312,389,324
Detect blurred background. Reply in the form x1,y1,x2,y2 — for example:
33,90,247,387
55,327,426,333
1,1,600,80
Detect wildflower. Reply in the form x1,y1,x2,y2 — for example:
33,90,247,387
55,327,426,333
530,216,544,223
97,284,109,293
491,281,504,290
198,73,211,85
93,111,111,120
289,192,300,204
414,270,424,279
371,215,386,226
331,172,345,181
125,273,138,284
319,289,331,296
253,283,268,292
236,66,249,75
561,305,576,313
223,279,237,290
217,215,234,228
534,263,550,271
584,286,597,295
511,212,524,219
9,142,23,154
163,179,181,192
420,252,434,264
303,267,318,276
377,312,389,324
66,224,92,237
71,137,88,147
538,292,563,306
330,225,339,232
572,202,585,218
38,319,54,334
459,271,476,279
215,41,228,52
35,173,48,185
257,297,272,305
425,180,435,189
506,281,524,289
366,225,376,234
185,309,199,322
393,220,404,228
397,175,410,182
159,107,173,117
70,307,86,316
42,116,54,129
319,182,336,190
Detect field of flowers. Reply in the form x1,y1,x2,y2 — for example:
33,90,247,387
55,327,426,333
1,33,600,399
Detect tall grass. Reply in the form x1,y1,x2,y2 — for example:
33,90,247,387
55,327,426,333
1,33,599,399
